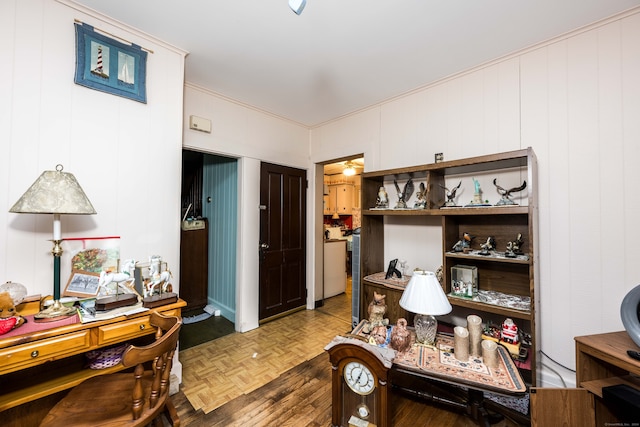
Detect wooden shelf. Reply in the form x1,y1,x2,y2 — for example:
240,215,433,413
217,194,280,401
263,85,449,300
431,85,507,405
359,147,539,385
0,364,124,411
447,296,532,320
363,206,529,216
362,209,440,216
444,252,530,265
580,375,640,399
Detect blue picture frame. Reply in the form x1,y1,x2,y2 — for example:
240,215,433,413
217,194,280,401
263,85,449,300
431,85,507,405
74,23,147,103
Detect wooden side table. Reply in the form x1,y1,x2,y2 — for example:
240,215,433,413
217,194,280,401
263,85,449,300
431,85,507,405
575,330,640,424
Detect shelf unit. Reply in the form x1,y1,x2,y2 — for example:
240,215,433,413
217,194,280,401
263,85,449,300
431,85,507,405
359,148,539,385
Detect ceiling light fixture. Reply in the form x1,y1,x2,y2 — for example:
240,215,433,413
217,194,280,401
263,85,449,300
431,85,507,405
289,0,306,15
343,161,356,177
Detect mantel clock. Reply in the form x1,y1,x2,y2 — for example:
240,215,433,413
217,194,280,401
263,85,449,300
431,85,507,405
327,339,391,427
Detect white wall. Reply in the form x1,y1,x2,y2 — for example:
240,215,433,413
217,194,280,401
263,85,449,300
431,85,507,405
182,83,310,332
1,0,186,317
310,8,640,387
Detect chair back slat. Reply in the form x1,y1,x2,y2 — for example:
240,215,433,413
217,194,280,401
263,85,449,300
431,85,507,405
121,311,182,421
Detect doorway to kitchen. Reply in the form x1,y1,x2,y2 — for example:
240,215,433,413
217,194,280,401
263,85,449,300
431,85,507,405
320,155,364,322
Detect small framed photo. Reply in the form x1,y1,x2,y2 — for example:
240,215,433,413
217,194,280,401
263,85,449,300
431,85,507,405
74,23,147,103
63,270,101,297
451,265,478,298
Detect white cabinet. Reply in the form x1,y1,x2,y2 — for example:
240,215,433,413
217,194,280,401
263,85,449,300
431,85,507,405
324,240,347,298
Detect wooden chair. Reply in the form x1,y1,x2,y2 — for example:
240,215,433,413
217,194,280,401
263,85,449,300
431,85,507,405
39,311,183,427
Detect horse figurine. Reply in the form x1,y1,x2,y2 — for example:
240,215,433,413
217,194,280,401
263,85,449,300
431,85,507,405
145,268,173,296
97,259,136,296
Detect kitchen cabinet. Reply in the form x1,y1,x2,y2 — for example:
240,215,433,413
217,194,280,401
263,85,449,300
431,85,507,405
359,148,539,385
327,184,354,215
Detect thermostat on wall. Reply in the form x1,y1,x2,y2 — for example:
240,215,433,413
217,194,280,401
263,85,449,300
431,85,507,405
189,115,212,133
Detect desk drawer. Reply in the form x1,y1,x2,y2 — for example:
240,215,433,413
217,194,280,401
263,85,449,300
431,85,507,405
98,316,153,345
0,330,91,375
97,309,182,345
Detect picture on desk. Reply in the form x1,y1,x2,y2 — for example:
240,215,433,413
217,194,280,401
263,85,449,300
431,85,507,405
63,270,100,297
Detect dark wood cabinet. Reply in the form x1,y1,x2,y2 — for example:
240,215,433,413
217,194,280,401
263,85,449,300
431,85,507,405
179,218,208,311
359,148,539,385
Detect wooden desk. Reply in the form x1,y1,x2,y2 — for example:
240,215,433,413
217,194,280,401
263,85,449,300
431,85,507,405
575,330,640,424
0,299,185,426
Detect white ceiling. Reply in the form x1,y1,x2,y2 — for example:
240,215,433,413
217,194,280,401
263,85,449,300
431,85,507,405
74,0,639,127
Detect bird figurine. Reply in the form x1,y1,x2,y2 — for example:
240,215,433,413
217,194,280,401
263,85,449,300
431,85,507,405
441,180,462,207
452,232,474,252
394,178,414,209
414,182,427,209
493,179,527,206
505,233,524,257
479,236,496,255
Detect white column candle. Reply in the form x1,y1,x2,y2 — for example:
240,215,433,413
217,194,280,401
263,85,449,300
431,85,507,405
467,315,483,357
454,326,469,361
482,339,499,368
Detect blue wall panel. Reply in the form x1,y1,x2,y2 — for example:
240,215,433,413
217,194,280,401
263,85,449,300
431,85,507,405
202,155,238,321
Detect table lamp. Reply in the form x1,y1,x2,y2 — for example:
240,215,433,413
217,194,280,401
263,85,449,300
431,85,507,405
10,164,96,320
399,270,452,348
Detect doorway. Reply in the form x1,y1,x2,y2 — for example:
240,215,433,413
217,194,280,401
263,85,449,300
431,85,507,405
320,156,364,316
180,150,237,328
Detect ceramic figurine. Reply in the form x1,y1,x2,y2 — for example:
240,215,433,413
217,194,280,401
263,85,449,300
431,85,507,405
394,179,414,209
440,180,461,207
367,291,388,328
414,182,427,209
479,236,496,256
501,318,519,344
371,324,388,346
505,233,524,258
452,232,474,252
493,178,527,206
390,318,412,353
375,186,389,208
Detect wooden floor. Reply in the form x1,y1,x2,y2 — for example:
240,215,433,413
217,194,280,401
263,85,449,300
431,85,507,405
171,281,524,426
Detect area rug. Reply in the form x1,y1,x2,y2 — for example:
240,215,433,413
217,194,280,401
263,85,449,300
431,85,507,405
179,314,235,350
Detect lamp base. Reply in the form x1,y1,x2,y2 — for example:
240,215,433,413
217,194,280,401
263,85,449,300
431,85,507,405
414,313,438,348
34,300,77,322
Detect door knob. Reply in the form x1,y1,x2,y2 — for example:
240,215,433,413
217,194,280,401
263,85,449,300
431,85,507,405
260,243,270,249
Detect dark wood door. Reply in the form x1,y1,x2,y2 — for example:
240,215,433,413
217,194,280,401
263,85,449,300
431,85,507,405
259,162,307,321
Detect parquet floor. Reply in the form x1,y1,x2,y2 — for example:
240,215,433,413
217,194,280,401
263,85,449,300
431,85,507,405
173,281,524,426
179,286,352,414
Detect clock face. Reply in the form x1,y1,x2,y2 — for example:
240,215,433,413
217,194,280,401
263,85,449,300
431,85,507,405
344,361,375,395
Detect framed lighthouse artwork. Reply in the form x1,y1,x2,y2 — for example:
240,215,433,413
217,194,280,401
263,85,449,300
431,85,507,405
74,22,148,103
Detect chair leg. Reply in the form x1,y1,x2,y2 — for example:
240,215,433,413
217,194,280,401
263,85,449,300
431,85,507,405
162,398,180,427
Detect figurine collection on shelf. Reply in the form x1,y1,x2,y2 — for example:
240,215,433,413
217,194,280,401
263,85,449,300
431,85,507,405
450,231,528,261
370,176,527,210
